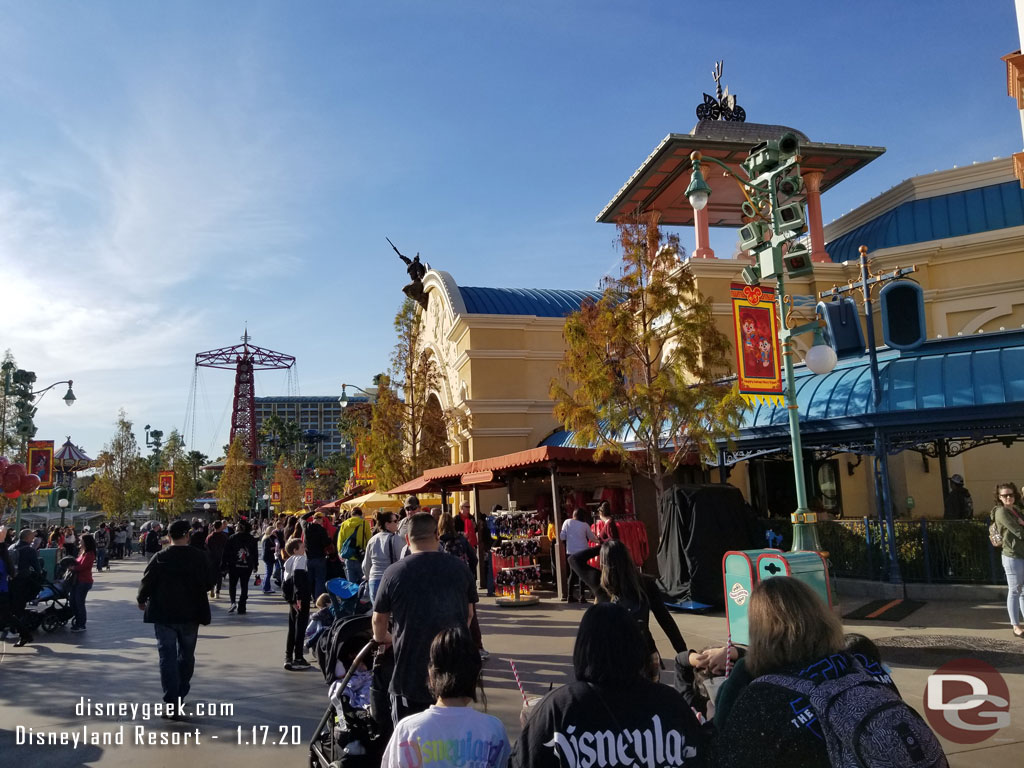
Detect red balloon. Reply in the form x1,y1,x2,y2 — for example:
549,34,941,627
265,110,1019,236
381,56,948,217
4,490,20,499
7,463,25,479
0,456,9,473
20,474,40,494
2,470,20,495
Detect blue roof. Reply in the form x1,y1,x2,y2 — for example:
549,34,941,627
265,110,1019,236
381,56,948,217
459,286,603,317
826,180,1024,262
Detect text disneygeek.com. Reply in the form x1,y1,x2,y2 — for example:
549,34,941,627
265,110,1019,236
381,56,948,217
14,697,302,748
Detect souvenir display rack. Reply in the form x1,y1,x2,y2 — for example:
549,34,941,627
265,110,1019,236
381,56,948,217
493,510,542,607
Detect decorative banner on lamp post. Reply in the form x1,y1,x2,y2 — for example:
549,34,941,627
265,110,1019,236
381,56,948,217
270,482,282,503
731,282,783,406
27,440,54,490
304,488,314,505
158,470,175,499
354,454,375,481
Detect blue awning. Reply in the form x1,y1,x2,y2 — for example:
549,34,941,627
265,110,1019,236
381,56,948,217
543,329,1024,454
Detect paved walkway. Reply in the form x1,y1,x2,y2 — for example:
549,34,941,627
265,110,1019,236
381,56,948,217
0,557,1021,767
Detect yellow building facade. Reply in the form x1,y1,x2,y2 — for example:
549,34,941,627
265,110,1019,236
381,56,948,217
415,141,1024,523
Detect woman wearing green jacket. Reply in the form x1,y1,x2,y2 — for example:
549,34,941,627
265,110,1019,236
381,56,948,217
992,482,1024,638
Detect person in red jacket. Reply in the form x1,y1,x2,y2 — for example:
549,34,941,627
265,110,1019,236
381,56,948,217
68,533,96,632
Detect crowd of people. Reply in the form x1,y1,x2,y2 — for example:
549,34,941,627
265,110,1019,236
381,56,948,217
3,486,987,766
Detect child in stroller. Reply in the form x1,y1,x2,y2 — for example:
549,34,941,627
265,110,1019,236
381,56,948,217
308,581,393,768
28,556,78,633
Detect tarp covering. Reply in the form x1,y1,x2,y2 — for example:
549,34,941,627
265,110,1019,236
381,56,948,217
339,491,442,512
656,484,758,607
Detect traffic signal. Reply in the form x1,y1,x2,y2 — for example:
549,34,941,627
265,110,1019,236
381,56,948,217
776,202,806,235
738,219,771,252
816,298,866,359
741,264,761,286
782,243,814,278
11,368,37,439
879,281,926,350
741,132,800,177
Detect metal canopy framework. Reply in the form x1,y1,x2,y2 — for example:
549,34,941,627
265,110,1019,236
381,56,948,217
597,121,885,228
714,330,1024,510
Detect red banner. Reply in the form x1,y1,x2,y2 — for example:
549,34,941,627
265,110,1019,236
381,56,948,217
27,440,54,490
270,482,282,503
158,470,175,499
354,454,375,481
731,282,783,406
304,488,314,505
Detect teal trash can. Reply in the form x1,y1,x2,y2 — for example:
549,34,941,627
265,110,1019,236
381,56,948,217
37,548,57,580
756,551,832,609
723,549,779,645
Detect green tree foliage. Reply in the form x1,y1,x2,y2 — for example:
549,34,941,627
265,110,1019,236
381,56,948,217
161,429,198,521
185,450,209,482
79,410,153,520
360,300,459,490
309,451,353,503
217,435,252,518
271,455,303,512
550,213,745,502
0,351,21,458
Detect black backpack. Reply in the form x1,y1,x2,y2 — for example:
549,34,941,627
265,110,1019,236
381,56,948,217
759,666,948,768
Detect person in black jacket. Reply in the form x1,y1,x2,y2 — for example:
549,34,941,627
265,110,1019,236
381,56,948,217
567,539,687,676
137,519,211,714
224,519,258,614
511,602,707,768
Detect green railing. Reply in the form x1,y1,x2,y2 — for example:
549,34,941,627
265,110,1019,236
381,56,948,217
757,518,1001,584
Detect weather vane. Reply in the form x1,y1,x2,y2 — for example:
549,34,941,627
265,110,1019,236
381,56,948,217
695,60,746,122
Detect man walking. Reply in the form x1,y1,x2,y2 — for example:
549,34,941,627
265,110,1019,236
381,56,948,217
137,520,211,717
224,519,257,614
10,529,43,647
336,507,372,584
205,520,229,599
372,512,478,724
303,514,330,599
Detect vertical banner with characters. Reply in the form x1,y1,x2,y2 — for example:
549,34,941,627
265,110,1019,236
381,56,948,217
270,482,282,503
354,454,375,481
27,440,55,490
731,282,783,406
158,470,175,499
304,488,314,505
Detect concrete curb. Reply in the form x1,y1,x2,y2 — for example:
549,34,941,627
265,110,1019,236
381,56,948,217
835,577,1006,602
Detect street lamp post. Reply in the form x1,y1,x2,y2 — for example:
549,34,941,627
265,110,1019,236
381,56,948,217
263,493,270,520
338,383,377,408
686,136,837,551
58,497,69,528
12,376,77,531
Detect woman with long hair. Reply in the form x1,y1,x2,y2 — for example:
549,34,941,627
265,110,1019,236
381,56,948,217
992,482,1024,638
362,511,401,603
383,626,510,767
438,510,487,659
568,538,686,675
714,577,945,768
511,602,706,768
67,532,96,632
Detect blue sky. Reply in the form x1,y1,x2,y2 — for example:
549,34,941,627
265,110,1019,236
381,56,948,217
1,0,1019,461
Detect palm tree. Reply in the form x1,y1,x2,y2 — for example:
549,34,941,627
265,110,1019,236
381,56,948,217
185,450,209,482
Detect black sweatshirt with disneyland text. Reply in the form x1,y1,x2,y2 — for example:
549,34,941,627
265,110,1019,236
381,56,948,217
511,679,707,768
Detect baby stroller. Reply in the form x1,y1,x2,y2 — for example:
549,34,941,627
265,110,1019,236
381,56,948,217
28,556,77,633
308,591,393,767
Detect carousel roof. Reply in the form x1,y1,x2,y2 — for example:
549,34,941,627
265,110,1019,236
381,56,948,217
53,437,93,471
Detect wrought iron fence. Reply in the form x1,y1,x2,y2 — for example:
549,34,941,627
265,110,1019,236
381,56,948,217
756,518,1001,584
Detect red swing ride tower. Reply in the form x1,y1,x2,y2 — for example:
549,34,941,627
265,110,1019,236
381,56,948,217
194,330,295,463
